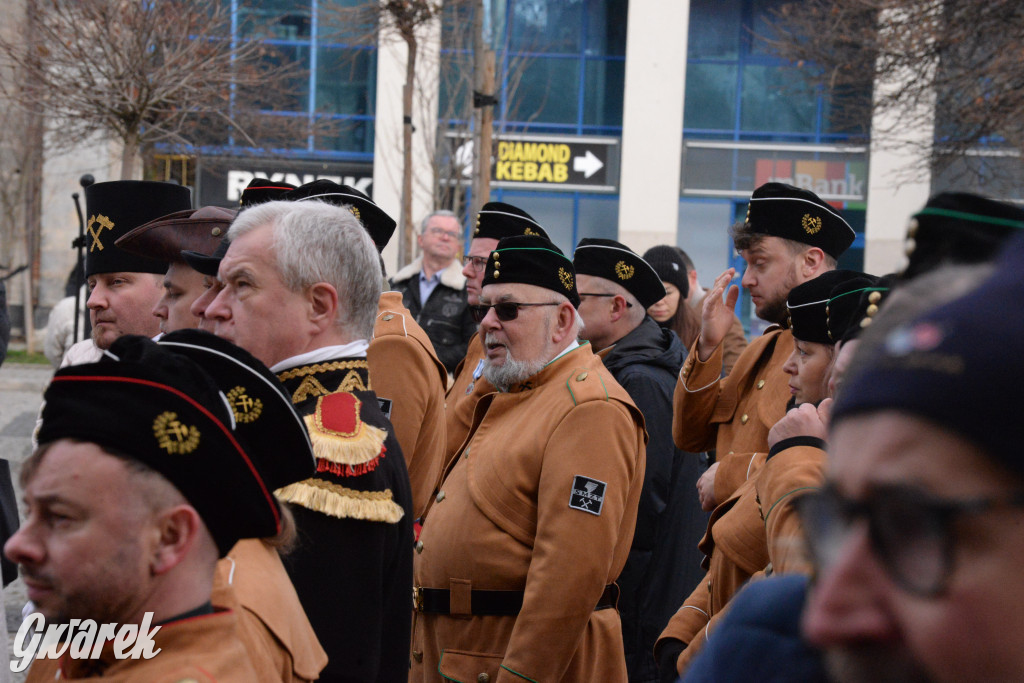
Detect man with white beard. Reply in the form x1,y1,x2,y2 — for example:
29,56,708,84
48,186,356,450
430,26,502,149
410,234,647,682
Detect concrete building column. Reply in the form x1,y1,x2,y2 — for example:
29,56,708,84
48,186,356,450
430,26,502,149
373,14,442,275
616,0,689,255
863,8,934,275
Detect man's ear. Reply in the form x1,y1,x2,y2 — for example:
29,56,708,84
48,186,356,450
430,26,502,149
609,295,630,323
551,301,577,344
150,505,202,576
801,247,827,278
307,282,339,331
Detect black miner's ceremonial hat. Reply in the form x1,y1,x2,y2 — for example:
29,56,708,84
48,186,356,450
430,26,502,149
826,274,892,343
158,329,315,492
786,270,870,345
38,335,281,555
483,234,580,307
902,192,1024,280
745,182,856,259
474,202,550,241
84,181,192,277
573,238,666,309
239,178,297,208
284,179,396,251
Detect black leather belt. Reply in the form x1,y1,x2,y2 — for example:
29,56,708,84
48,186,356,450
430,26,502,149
414,584,619,615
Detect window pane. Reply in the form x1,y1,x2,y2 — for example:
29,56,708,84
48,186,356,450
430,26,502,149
493,192,575,253
577,196,619,241
583,59,624,127
677,199,735,280
316,48,375,116
749,0,791,57
442,1,476,50
684,63,738,132
586,0,628,57
314,118,374,154
510,0,584,53
439,51,474,122
244,44,309,112
740,65,816,134
687,0,741,59
508,57,580,125
238,0,312,40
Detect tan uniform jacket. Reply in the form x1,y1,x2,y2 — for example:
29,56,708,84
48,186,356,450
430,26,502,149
412,344,647,683
442,331,491,466
213,539,328,683
656,444,825,674
673,328,793,501
37,608,259,682
694,293,748,377
369,291,449,518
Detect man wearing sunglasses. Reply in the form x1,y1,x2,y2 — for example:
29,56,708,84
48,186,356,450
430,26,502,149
572,238,710,681
797,236,1024,683
411,234,647,683
390,210,476,374
443,202,551,463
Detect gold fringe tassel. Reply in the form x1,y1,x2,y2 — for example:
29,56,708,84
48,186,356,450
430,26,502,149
275,479,405,524
305,414,387,466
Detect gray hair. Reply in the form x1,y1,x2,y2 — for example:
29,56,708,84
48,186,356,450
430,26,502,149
419,210,459,233
228,200,382,339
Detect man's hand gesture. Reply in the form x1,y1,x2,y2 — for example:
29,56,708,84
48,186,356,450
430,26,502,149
697,268,739,361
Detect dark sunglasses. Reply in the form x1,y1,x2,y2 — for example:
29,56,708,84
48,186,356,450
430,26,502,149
796,482,1024,596
469,302,560,323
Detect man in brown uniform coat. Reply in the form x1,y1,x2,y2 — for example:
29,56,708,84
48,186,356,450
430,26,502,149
11,335,299,681
673,183,854,510
656,270,868,679
443,203,551,463
412,235,647,683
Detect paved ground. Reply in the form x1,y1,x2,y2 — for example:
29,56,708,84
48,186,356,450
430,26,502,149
0,361,53,682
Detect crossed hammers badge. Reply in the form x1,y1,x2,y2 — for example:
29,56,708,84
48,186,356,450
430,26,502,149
87,214,114,251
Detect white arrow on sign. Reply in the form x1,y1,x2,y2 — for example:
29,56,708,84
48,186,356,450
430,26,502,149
573,150,604,179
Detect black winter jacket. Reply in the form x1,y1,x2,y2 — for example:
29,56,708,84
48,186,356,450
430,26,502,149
390,258,476,373
601,316,710,683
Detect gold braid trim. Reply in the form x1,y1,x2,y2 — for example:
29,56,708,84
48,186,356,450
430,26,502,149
305,413,387,465
276,360,369,382
275,479,405,523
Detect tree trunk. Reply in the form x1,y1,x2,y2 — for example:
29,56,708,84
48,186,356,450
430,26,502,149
399,32,418,268
120,129,140,180
471,0,495,220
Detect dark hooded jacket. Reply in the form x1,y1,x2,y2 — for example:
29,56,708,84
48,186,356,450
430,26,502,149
601,316,710,683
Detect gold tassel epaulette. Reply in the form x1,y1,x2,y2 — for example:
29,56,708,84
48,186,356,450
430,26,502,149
304,392,388,474
275,479,405,523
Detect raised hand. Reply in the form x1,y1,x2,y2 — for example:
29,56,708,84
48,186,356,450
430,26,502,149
697,268,739,361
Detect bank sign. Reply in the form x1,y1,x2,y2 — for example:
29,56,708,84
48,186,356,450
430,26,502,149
447,133,619,193
197,157,373,208
754,159,867,208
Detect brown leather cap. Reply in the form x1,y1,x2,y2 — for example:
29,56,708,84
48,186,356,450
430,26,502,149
115,205,237,263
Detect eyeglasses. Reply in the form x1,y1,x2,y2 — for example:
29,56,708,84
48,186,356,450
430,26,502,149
463,255,489,273
795,482,1024,596
578,292,632,307
426,226,461,240
469,302,560,323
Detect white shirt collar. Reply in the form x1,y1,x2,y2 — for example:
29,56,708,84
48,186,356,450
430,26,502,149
271,340,370,373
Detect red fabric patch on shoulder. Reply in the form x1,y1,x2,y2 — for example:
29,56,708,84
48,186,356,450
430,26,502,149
316,392,360,436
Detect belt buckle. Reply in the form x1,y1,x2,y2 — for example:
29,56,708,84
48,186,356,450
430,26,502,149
413,586,423,611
